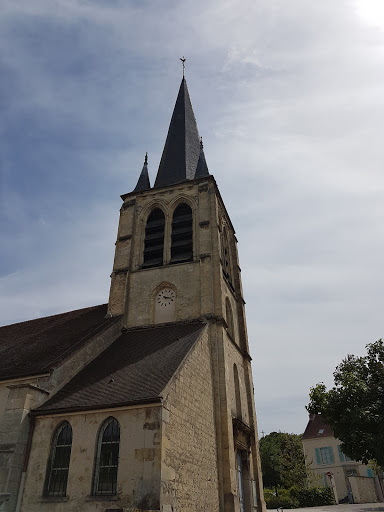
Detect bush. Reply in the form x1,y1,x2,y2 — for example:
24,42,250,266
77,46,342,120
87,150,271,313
264,488,298,509
264,486,334,509
296,487,335,507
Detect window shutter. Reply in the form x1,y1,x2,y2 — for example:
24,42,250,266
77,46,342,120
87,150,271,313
328,446,335,464
315,448,321,464
367,468,374,477
338,444,345,462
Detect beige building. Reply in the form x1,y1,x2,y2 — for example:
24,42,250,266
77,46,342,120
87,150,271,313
302,414,375,503
0,77,266,512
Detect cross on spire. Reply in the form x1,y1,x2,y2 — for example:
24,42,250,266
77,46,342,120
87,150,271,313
180,56,186,77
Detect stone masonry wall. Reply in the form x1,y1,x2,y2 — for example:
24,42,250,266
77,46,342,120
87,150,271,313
224,335,250,426
108,177,221,324
0,382,49,512
20,406,161,512
161,326,220,512
349,476,378,504
0,319,122,512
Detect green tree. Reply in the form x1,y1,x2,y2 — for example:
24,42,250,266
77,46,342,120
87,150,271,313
259,432,307,490
307,338,384,466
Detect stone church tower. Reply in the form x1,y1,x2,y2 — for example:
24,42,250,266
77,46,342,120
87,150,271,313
0,76,265,512
107,77,265,511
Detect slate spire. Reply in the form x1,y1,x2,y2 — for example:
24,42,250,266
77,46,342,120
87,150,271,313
154,78,201,188
133,153,150,192
195,137,210,178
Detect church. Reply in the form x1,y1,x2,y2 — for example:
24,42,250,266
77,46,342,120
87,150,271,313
0,73,266,512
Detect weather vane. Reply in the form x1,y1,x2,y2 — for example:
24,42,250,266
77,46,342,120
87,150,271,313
180,56,186,77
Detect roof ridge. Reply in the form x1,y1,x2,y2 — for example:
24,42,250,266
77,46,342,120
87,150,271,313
0,303,108,329
120,318,204,334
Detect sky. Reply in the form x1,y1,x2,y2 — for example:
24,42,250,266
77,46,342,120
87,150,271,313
1,0,384,436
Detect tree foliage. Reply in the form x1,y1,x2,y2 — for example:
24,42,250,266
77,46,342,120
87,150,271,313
307,338,384,466
259,432,307,490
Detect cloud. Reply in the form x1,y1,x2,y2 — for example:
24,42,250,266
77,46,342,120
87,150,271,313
1,0,384,435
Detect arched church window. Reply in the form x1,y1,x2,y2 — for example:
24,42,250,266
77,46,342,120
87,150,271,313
170,203,193,264
93,417,120,496
143,208,165,268
44,421,72,497
233,364,242,419
222,228,234,287
226,297,235,340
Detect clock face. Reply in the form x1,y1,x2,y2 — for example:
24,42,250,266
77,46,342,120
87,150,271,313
156,288,176,307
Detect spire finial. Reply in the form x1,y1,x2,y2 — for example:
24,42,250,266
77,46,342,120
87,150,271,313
180,56,186,77
144,152,148,165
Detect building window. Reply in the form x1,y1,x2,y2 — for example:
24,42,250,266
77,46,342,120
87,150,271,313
338,444,352,462
315,446,335,465
233,364,242,419
226,297,235,339
222,228,234,289
93,417,120,496
44,421,72,497
170,203,193,263
143,208,165,268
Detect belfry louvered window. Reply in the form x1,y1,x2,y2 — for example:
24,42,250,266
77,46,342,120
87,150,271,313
143,208,165,267
44,421,72,497
93,417,120,496
226,297,235,340
222,228,234,287
171,203,193,263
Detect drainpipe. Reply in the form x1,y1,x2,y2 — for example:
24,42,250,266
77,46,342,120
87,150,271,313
15,415,35,512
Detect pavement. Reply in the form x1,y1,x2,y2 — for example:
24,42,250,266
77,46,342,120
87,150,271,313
291,503,384,512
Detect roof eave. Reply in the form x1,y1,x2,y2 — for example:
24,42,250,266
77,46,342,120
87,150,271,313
31,396,162,417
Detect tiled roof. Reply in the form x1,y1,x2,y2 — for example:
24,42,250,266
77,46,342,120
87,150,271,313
154,78,201,188
0,304,116,381
35,321,206,414
302,414,334,439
